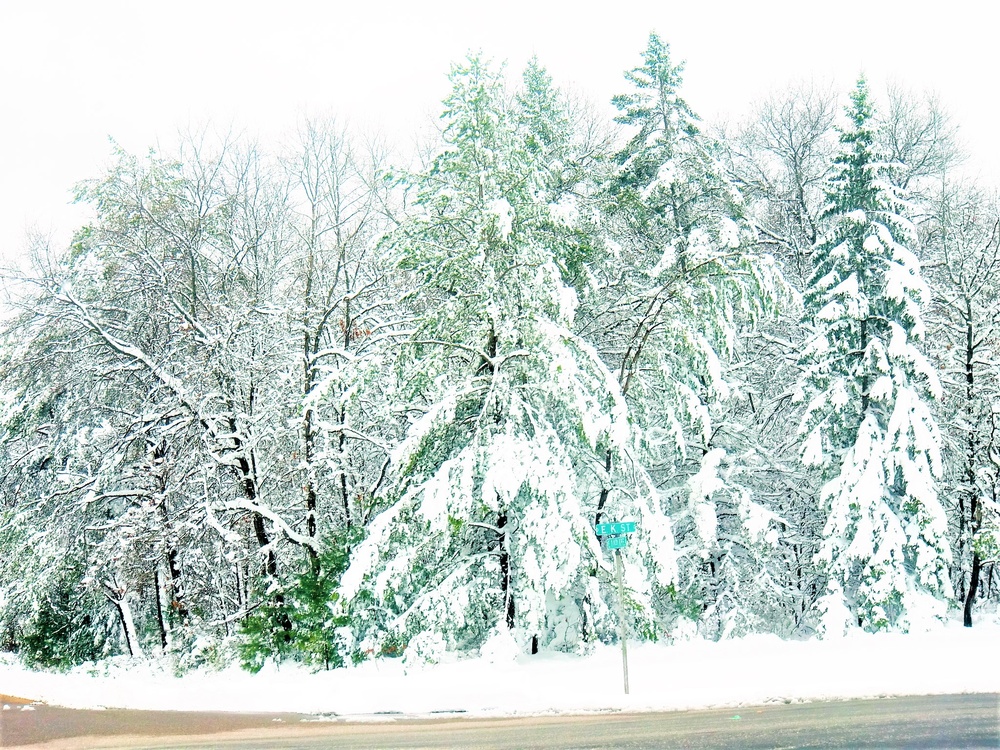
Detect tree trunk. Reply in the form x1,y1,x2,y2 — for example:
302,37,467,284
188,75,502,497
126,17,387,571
153,570,168,650
594,449,613,529
303,409,320,575
340,300,354,531
963,551,981,627
156,492,188,624
300,203,324,575
119,597,143,658
239,453,292,635
302,358,317,525
303,325,320,574
498,511,515,630
105,584,143,659
151,441,188,623
338,419,351,530
959,307,976,603
166,545,188,622
235,561,247,619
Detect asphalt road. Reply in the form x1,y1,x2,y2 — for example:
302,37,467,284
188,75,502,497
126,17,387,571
1,693,997,749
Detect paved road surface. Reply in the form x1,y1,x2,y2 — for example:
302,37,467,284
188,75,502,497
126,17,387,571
1,693,997,749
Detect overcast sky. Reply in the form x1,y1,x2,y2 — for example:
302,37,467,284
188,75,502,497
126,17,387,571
1,0,996,267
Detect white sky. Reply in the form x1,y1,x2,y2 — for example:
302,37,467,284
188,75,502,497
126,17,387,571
1,0,996,267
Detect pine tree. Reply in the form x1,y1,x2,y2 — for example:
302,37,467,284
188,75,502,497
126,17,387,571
591,33,789,634
798,79,952,633
337,56,676,659
598,33,785,467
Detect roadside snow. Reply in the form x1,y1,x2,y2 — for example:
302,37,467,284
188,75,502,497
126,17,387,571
1,618,997,717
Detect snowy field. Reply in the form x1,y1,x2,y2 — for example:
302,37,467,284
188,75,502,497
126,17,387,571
2,616,998,718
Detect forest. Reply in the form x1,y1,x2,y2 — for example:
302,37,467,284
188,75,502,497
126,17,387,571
0,33,997,672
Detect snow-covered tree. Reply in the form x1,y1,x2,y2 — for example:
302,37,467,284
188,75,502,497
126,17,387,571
283,121,399,547
721,81,838,289
720,79,971,634
0,297,127,664
586,33,789,635
337,56,677,659
0,139,315,661
797,79,951,634
923,180,1000,625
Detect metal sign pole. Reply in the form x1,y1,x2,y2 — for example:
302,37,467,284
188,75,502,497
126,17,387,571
615,547,629,695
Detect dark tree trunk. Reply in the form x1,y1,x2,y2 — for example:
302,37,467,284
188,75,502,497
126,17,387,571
104,586,140,658
235,561,247,620
304,465,320,576
498,512,515,630
339,301,354,532
338,421,351,531
239,454,292,635
250,509,279,578
151,440,189,623
964,552,981,627
302,233,322,575
165,546,188,622
594,449,613,529
957,491,967,602
113,601,138,657
153,570,168,650
302,390,320,574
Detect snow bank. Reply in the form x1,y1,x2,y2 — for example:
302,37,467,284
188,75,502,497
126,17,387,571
1,618,997,717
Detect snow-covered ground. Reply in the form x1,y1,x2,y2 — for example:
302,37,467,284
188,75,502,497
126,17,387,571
2,618,998,717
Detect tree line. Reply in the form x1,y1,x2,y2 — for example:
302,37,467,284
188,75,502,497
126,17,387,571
0,34,997,670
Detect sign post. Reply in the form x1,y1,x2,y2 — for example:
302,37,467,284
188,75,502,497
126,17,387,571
615,546,629,695
596,520,637,695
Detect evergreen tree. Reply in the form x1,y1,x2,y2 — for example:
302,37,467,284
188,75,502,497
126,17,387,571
592,33,789,635
797,79,952,633
599,32,785,472
337,56,676,659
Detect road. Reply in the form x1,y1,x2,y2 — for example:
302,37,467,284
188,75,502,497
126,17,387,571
1,693,997,749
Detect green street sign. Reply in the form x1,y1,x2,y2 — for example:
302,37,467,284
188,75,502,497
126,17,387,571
596,521,636,536
607,535,628,550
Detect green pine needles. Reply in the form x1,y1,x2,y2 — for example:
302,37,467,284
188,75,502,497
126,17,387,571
335,54,678,659
798,79,952,634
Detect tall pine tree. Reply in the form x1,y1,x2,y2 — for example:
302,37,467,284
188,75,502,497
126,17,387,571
592,33,788,636
797,79,951,634
337,56,677,660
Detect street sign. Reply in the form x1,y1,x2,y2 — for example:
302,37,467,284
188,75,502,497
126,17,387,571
595,519,637,695
595,521,636,536
607,535,628,550
614,545,630,695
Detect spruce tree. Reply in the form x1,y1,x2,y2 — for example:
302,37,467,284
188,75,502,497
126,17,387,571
798,79,952,633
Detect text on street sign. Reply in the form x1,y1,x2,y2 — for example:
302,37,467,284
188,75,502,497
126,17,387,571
607,535,628,550
595,521,636,536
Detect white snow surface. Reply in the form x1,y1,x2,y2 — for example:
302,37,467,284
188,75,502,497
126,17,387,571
2,618,997,716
